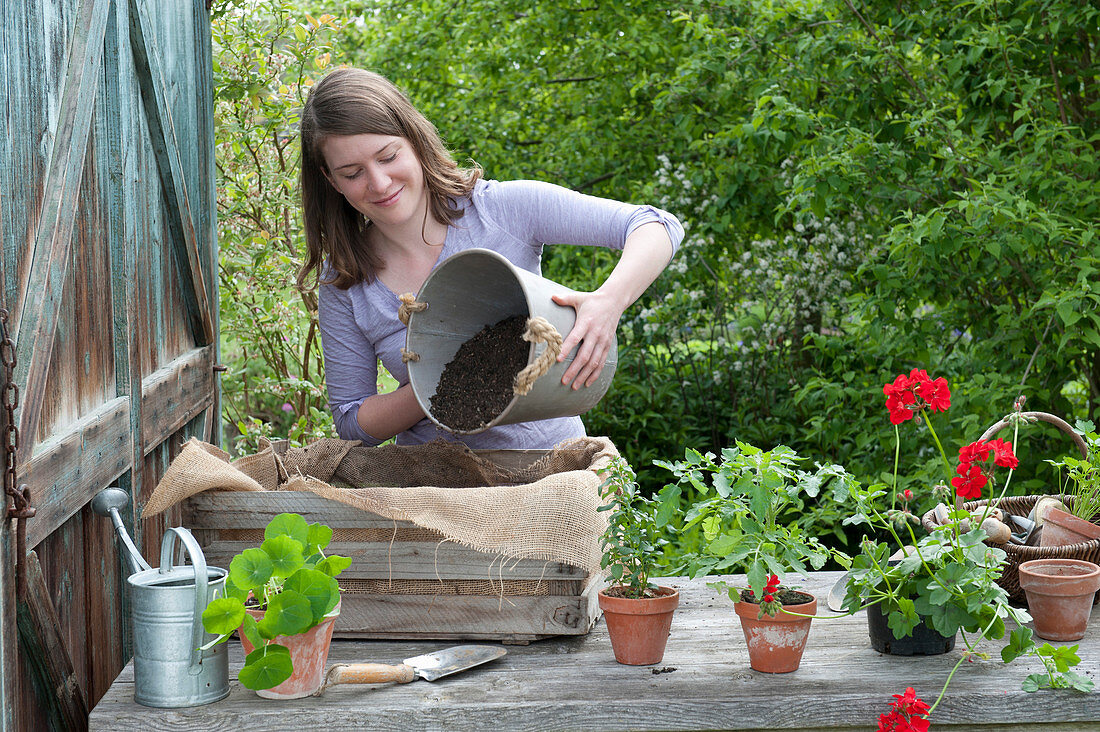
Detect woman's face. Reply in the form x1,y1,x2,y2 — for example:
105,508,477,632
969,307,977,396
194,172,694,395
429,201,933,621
321,133,427,229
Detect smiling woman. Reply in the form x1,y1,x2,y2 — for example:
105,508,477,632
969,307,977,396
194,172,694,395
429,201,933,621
296,68,684,450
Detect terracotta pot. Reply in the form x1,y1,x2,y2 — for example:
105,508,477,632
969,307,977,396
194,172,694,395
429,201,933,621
1018,559,1100,641
1039,507,1100,548
241,601,340,699
597,586,679,665
734,594,816,673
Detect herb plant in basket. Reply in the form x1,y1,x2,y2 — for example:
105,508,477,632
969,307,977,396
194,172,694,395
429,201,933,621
656,442,855,672
596,457,678,666
1042,420,1100,547
200,512,351,698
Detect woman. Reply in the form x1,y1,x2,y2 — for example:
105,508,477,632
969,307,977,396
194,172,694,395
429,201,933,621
298,68,683,449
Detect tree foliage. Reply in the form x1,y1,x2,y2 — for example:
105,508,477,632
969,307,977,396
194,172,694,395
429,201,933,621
214,1,1100,509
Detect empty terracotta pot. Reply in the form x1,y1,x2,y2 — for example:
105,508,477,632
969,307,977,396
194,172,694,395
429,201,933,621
1039,507,1100,548
598,586,679,665
1018,559,1100,641
734,594,817,673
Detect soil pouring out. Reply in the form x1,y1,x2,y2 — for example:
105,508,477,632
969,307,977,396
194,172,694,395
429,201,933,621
430,315,529,431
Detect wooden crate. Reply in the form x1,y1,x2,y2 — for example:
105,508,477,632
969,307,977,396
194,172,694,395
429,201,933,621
182,450,603,644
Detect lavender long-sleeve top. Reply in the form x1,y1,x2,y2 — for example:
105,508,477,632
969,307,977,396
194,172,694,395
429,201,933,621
318,178,684,449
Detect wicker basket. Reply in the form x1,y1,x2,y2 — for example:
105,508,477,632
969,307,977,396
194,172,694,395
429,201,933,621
920,411,1097,604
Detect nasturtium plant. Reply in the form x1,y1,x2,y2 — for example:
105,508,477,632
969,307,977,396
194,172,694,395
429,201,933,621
201,512,349,690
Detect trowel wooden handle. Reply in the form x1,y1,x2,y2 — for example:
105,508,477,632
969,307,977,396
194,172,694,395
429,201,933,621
325,663,416,686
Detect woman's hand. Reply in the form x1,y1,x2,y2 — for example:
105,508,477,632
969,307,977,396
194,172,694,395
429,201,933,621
551,289,625,389
550,220,675,390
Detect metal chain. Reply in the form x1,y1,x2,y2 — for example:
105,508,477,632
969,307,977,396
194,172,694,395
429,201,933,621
0,307,34,597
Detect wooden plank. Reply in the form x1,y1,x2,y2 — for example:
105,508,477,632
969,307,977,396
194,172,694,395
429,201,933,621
88,573,1100,731
0,524,14,731
14,0,112,467
138,344,215,455
104,0,141,667
127,0,213,346
23,396,129,550
331,591,598,639
22,345,214,548
15,551,88,732
81,499,126,710
200,541,584,582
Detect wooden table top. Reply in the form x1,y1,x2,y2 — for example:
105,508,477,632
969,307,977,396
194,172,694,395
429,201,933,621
89,572,1100,731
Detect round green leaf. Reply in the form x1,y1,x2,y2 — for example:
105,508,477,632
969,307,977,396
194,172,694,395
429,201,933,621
315,554,352,579
201,597,246,635
258,590,313,637
265,513,309,546
241,612,265,647
306,522,333,554
239,644,293,691
284,568,340,622
229,547,273,591
261,535,305,579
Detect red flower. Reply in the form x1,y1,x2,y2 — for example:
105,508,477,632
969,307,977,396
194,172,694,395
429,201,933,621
957,440,991,466
951,463,987,499
879,688,931,732
901,489,913,502
883,370,951,424
884,375,919,425
988,438,1019,469
763,593,774,603
917,376,951,412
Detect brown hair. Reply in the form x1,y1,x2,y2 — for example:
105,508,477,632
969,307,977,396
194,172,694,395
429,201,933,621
297,68,481,290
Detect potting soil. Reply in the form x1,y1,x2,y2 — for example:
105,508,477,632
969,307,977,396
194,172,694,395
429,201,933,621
429,314,529,431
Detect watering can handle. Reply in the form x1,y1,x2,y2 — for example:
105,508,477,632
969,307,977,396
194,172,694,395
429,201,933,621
159,527,210,675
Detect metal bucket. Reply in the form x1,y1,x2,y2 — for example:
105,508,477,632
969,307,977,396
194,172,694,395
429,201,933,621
406,248,617,434
126,527,230,708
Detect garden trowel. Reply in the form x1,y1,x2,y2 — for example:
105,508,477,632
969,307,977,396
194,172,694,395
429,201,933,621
317,645,507,694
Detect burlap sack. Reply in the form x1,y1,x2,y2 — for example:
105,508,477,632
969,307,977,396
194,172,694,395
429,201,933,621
145,436,616,572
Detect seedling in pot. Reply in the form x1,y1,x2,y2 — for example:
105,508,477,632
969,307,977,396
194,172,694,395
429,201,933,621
199,512,351,691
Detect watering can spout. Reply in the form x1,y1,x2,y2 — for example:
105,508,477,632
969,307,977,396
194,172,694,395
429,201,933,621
92,487,152,574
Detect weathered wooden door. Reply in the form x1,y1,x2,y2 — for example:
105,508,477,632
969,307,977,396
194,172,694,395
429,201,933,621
0,0,217,727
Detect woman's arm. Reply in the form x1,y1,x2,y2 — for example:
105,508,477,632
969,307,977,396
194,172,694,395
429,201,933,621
353,384,425,441
551,221,674,388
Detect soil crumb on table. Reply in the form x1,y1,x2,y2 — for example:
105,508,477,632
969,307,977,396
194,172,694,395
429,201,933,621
430,315,529,431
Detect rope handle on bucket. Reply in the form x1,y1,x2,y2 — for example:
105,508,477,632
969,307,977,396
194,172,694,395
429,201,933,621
397,293,428,326
398,293,429,363
514,317,562,396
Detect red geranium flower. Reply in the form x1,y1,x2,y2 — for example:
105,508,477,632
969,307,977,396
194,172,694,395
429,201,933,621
988,438,1019,469
917,376,951,412
878,688,931,732
957,440,991,466
951,463,987,500
883,370,951,424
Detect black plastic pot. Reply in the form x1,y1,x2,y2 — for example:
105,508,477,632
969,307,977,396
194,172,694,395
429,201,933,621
866,602,956,656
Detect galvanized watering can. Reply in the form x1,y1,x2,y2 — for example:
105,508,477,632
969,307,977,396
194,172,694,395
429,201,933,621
94,488,230,708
